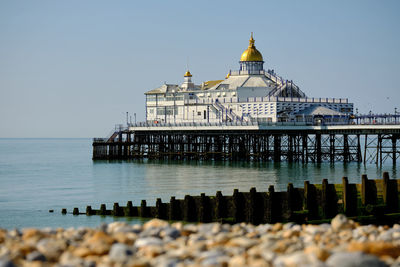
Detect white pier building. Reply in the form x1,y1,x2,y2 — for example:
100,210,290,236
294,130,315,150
145,34,353,125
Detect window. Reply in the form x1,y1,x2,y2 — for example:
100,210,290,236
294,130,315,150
197,112,201,116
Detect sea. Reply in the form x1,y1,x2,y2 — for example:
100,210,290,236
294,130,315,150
0,138,397,230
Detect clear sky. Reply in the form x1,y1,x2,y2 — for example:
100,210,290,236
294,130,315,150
1,0,399,137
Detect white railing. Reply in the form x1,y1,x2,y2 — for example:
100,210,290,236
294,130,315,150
183,97,348,105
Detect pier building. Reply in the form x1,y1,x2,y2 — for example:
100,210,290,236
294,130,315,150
145,34,353,125
93,34,400,165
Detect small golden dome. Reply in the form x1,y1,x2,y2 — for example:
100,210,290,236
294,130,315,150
184,70,192,77
240,33,263,62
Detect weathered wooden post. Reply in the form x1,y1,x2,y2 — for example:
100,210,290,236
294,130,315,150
198,193,210,223
156,198,166,219
383,172,399,212
100,204,107,215
248,187,257,224
140,200,148,217
113,203,121,216
285,183,296,221
86,206,92,216
215,191,225,220
184,195,195,222
169,196,178,221
321,179,337,218
361,174,377,206
125,201,134,216
265,185,275,223
61,208,67,214
73,207,79,215
342,177,357,216
304,181,317,220
233,189,244,223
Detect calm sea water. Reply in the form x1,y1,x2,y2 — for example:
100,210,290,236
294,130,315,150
0,138,397,229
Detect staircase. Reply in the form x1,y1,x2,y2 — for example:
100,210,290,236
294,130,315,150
212,100,243,122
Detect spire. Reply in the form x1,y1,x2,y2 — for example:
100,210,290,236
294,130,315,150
249,32,255,47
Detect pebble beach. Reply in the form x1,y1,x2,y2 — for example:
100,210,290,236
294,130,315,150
1,214,400,267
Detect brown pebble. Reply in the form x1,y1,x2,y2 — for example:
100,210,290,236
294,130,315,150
272,223,283,232
348,241,400,258
22,229,44,241
304,246,331,261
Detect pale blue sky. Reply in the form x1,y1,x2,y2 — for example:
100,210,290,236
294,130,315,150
1,0,399,137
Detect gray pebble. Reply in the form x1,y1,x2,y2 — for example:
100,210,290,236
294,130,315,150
326,252,388,267
160,227,181,239
0,259,15,267
109,243,133,262
134,237,164,248
26,251,47,262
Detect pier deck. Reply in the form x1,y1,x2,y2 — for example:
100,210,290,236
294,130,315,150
93,123,400,164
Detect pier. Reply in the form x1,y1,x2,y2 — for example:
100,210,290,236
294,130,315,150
93,122,400,165
66,173,400,225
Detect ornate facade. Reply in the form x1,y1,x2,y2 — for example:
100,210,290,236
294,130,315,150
145,34,353,125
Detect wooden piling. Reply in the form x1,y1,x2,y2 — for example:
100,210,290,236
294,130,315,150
100,204,107,215
73,207,79,215
361,174,377,206
86,206,92,216
140,200,148,217
183,195,195,222
233,189,244,223
113,203,121,216
215,191,225,220
383,172,399,212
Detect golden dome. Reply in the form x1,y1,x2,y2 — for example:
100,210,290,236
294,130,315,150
240,33,263,62
184,70,192,77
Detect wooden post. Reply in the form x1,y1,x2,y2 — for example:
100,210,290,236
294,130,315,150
341,177,356,216
86,206,92,216
286,183,294,221
199,193,210,223
233,189,244,223
113,203,121,216
383,172,399,212
73,207,79,215
61,208,67,214
361,174,377,206
215,191,225,220
100,204,106,215
140,200,147,217
125,201,134,216
265,185,275,223
304,181,317,220
156,198,166,219
169,196,178,221
184,195,195,222
248,187,257,224
321,179,334,218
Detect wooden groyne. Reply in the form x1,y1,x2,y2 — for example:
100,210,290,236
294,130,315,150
64,172,400,225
